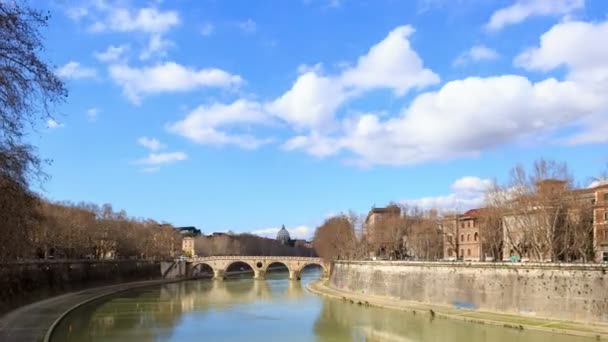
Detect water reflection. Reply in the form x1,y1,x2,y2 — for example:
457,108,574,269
51,268,591,342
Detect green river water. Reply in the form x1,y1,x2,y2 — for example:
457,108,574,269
50,268,590,341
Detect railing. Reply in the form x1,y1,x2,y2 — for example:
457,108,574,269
189,256,322,261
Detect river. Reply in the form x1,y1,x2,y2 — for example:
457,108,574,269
50,267,590,341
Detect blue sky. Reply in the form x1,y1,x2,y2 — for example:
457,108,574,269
30,0,608,239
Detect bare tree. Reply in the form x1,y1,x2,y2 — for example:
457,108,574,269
313,215,357,261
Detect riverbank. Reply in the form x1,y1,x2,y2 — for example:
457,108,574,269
0,278,187,342
307,279,608,340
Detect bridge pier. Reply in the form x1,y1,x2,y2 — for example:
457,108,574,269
289,270,301,281
254,269,265,280
213,269,225,280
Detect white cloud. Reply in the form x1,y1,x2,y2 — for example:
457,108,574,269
453,45,499,66
140,33,173,60
73,3,179,61
251,225,312,240
108,62,243,104
47,119,64,129
267,25,438,131
89,6,179,34
168,100,272,149
237,19,257,33
285,18,608,166
200,22,215,36
515,19,608,145
266,72,345,130
339,26,439,95
485,0,584,31
588,178,608,188
514,20,608,74
56,62,97,80
86,108,100,122
401,176,494,212
137,137,166,151
135,151,187,165
94,44,128,62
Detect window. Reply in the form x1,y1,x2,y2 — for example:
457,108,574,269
461,222,465,228
460,249,464,257
604,211,608,221
460,234,464,242
447,235,453,243
467,249,471,256
603,252,608,263
474,233,479,242
467,221,471,228
604,192,608,201
467,234,471,241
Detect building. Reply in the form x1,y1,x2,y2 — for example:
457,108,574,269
364,205,402,258
592,183,608,262
441,209,486,261
500,179,608,263
182,236,195,257
175,226,201,257
276,225,291,245
294,239,313,249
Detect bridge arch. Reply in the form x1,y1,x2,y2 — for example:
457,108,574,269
224,260,257,278
192,262,215,277
263,261,291,273
298,262,328,278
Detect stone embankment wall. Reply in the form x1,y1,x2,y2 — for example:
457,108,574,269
0,260,160,314
330,261,608,323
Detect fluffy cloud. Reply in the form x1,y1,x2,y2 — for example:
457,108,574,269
70,3,179,60
339,26,439,95
266,72,345,130
109,62,243,104
515,19,608,145
286,19,608,166
94,45,128,62
168,100,272,149
136,151,187,165
137,137,166,151
88,6,179,34
55,62,97,80
485,0,584,31
401,176,494,212
453,45,499,66
267,25,438,131
251,225,312,240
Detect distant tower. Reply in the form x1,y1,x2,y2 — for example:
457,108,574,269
276,225,291,245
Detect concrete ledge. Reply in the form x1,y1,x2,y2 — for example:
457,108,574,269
0,278,189,342
335,259,608,271
307,279,608,340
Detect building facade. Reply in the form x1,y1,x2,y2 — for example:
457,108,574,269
593,183,608,262
441,209,484,261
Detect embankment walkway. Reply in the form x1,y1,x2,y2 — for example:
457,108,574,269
0,278,182,342
307,279,608,340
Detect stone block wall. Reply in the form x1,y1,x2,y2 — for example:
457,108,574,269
330,261,608,323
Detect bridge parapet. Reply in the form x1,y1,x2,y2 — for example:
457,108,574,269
186,256,329,281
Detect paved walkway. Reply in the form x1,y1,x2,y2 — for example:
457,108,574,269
308,280,608,340
0,279,180,342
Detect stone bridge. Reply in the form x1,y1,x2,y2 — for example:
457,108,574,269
188,256,329,280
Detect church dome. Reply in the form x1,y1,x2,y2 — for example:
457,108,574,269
276,225,291,243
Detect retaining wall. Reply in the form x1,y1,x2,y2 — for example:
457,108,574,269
0,260,160,314
330,261,608,323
